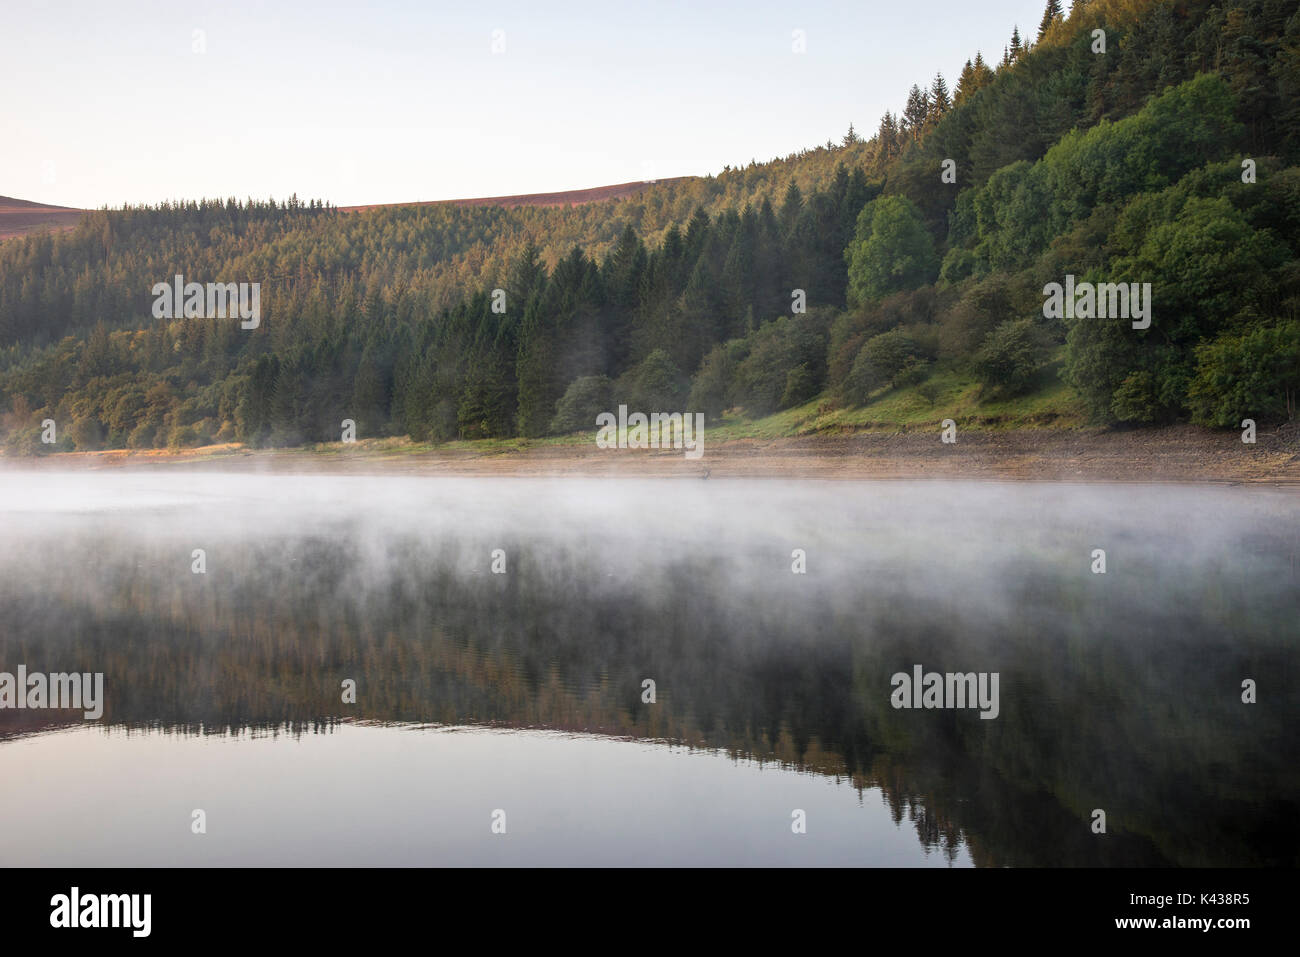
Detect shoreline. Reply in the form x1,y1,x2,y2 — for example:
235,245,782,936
1,423,1296,484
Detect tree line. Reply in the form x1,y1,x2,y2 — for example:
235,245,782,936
2,0,1297,453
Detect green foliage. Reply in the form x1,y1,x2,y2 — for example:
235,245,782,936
1109,370,1162,423
845,196,939,305
729,315,828,416
549,375,614,434
1188,320,1300,426
1064,189,1290,423
958,74,1245,274
844,330,922,404
940,247,978,284
780,363,819,408
3,423,55,456
2,0,1298,447
972,318,1044,396
686,340,744,421
619,349,687,411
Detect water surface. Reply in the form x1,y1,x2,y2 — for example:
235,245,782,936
0,472,1295,866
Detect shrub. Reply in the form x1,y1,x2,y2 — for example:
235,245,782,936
550,375,614,434
1110,370,1161,423
894,358,931,389
972,318,1043,397
166,424,202,451
844,330,920,404
780,363,819,409
1188,320,1300,427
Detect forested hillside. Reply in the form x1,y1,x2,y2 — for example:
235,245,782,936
2,0,1297,453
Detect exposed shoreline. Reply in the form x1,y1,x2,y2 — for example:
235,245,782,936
2,423,1296,484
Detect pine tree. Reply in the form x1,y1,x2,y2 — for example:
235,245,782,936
780,181,803,231
973,50,993,82
842,123,860,147
955,60,977,106
930,73,951,118
876,111,900,160
1010,26,1023,60
902,85,931,141
1038,0,1063,41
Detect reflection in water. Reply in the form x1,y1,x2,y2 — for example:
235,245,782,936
0,473,1296,866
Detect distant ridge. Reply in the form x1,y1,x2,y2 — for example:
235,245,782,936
0,196,84,240
0,178,691,241
340,178,690,212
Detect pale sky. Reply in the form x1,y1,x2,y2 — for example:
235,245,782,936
2,0,1054,208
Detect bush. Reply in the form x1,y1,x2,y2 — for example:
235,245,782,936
971,318,1043,397
687,341,744,420
689,314,828,418
780,363,819,409
166,424,202,451
127,421,159,449
68,416,105,451
894,358,931,389
940,247,977,284
550,375,614,434
1110,370,1161,423
4,424,55,456
620,349,687,412
1188,320,1300,427
844,330,920,404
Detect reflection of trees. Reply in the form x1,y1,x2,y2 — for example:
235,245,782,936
0,516,1295,866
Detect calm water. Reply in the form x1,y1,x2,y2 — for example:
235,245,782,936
0,471,1296,866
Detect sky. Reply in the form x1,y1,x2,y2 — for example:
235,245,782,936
2,0,1055,208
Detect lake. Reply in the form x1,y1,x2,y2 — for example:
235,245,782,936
0,471,1296,866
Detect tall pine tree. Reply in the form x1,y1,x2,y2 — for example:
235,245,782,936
1038,0,1064,41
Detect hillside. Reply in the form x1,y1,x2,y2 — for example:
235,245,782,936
0,178,693,243
1,0,1297,457
340,178,691,212
0,196,84,241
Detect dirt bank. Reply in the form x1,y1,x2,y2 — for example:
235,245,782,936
3,423,1296,484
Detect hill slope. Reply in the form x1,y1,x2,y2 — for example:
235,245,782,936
0,196,83,240
1,0,1297,456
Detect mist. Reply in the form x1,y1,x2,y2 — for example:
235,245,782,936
0,469,1296,865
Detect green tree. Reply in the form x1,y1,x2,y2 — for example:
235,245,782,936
845,196,939,305
1038,0,1063,42
972,318,1043,396
1188,321,1300,427
550,375,614,433
844,329,921,404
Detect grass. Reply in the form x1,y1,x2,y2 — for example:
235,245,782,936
8,360,1091,461
704,357,1088,440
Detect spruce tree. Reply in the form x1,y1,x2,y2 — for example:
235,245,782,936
1038,0,1063,41
780,181,803,231
902,85,931,141
876,111,899,159
955,60,976,106
930,73,951,116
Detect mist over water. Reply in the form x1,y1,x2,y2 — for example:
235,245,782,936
0,470,1296,866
